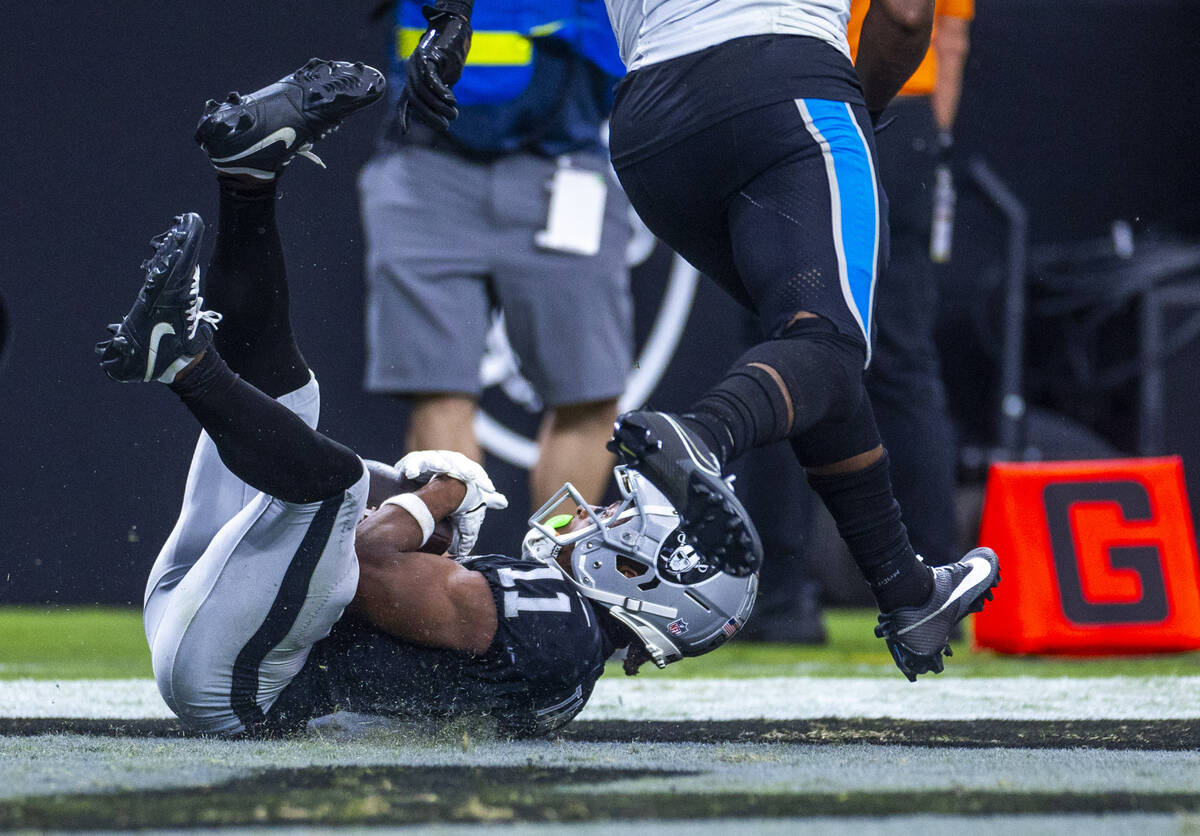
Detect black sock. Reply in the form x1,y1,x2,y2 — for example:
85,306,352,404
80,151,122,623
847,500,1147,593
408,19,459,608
680,413,732,466
204,177,310,398
170,351,362,503
681,362,791,465
805,452,933,612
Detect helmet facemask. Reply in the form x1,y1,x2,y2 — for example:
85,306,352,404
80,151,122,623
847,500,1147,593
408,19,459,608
525,466,759,669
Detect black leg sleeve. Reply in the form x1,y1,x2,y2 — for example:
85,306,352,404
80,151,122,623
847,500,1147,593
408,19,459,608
204,179,310,398
169,351,362,503
682,318,864,465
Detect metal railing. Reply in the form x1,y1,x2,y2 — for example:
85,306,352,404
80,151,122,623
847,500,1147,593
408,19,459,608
968,156,1029,462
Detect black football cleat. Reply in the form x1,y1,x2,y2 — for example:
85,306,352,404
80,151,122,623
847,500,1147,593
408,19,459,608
96,213,222,384
608,410,763,577
874,546,1001,682
195,58,386,180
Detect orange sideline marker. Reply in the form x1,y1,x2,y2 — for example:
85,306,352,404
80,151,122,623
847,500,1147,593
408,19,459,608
974,457,1200,654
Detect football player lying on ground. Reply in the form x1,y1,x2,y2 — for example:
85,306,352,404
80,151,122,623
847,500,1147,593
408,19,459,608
94,59,757,737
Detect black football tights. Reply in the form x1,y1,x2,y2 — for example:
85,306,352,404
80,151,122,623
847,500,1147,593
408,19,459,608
168,178,362,503
205,180,310,398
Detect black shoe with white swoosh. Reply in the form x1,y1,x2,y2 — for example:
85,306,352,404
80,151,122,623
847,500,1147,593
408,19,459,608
608,410,764,577
195,59,385,181
96,213,222,384
874,546,1001,682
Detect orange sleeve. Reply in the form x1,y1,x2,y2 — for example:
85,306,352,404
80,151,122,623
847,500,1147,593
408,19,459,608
849,0,972,96
938,0,975,21
848,0,974,61
847,0,868,62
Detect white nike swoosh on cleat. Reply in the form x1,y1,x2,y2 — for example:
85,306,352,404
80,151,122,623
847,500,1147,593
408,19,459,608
145,322,176,382
209,127,297,163
659,413,721,476
894,555,995,636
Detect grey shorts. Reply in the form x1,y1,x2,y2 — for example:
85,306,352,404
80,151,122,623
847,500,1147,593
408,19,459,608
359,147,633,407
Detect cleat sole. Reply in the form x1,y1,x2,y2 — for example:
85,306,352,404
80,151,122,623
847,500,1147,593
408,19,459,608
196,60,385,180
608,414,762,577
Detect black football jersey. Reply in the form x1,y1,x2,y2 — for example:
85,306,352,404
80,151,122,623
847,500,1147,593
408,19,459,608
266,553,614,736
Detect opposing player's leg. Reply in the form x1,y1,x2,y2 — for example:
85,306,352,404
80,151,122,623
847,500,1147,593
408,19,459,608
721,100,996,677
608,121,767,577
612,98,997,678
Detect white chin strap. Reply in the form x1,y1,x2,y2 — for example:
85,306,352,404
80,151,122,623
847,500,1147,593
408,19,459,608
573,584,678,619
521,527,560,563
606,609,681,668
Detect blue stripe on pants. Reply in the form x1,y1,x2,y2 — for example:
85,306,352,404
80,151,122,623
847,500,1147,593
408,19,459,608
795,98,880,365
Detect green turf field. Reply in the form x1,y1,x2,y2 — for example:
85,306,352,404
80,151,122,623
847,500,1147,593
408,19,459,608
3,606,1198,681
0,607,151,679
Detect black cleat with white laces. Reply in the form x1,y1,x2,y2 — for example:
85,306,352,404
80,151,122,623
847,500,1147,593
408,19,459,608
608,410,763,577
195,58,386,181
874,546,1000,682
96,213,222,384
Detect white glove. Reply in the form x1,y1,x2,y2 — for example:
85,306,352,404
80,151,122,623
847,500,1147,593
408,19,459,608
394,450,509,556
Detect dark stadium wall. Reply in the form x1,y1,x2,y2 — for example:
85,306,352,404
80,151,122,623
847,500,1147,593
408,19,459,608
955,0,1200,245
933,0,1200,478
0,5,398,605
1,0,1196,605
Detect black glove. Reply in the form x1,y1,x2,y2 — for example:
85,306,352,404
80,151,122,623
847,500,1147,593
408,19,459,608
396,7,472,132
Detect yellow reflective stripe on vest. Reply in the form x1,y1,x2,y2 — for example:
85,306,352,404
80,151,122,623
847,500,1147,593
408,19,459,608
397,28,533,66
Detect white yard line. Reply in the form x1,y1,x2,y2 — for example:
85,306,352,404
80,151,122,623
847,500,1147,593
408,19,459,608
2,675,1199,721
584,675,1200,720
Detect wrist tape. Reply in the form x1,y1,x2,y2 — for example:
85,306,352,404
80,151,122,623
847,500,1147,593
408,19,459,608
381,493,436,546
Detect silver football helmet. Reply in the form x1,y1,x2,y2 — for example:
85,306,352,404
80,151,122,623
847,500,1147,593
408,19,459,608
524,466,758,668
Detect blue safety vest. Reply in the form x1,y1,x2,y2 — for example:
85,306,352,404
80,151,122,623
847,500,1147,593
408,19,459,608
391,0,624,154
